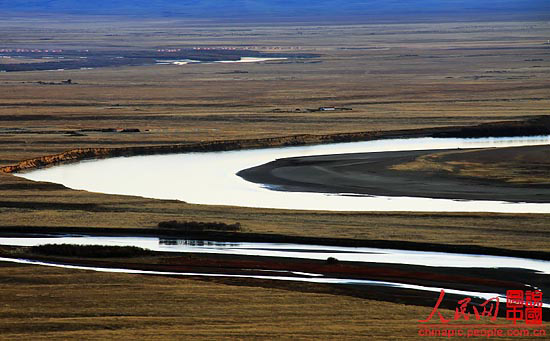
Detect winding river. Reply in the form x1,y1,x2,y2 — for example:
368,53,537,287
15,135,550,213
6,135,550,308
1,234,548,307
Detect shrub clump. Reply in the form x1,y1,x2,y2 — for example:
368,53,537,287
326,257,339,265
157,220,242,232
30,244,152,258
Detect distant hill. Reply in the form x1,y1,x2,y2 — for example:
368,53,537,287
1,0,549,20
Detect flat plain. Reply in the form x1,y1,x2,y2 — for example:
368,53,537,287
1,15,549,339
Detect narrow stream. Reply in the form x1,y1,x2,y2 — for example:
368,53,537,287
0,234,549,308
2,256,535,307
1,235,548,273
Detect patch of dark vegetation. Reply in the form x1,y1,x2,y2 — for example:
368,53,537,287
219,70,249,74
30,244,152,258
0,183,66,191
0,114,58,121
326,257,339,265
37,79,75,85
0,201,100,211
433,116,550,138
158,220,242,232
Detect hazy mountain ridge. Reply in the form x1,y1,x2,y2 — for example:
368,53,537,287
2,0,549,18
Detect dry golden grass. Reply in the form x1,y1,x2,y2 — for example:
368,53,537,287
0,18,548,252
0,20,549,165
1,17,550,339
0,263,429,340
2,172,550,252
392,146,550,184
0,263,534,341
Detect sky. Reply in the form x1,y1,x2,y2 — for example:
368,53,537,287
1,1,549,20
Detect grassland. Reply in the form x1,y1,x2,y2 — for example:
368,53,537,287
0,252,540,340
1,15,550,339
392,145,550,184
1,17,549,250
1,18,549,164
0,262,457,340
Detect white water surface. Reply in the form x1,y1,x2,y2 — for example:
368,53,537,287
1,235,548,274
213,57,287,63
15,136,550,213
156,57,286,65
156,59,200,65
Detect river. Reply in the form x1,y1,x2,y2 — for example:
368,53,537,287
1,234,548,307
15,135,550,213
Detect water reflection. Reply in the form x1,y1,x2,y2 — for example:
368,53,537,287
159,239,239,247
0,235,548,274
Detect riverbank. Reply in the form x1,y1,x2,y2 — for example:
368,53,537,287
1,227,549,260
2,116,550,174
1,242,548,321
238,146,550,203
0,262,445,339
